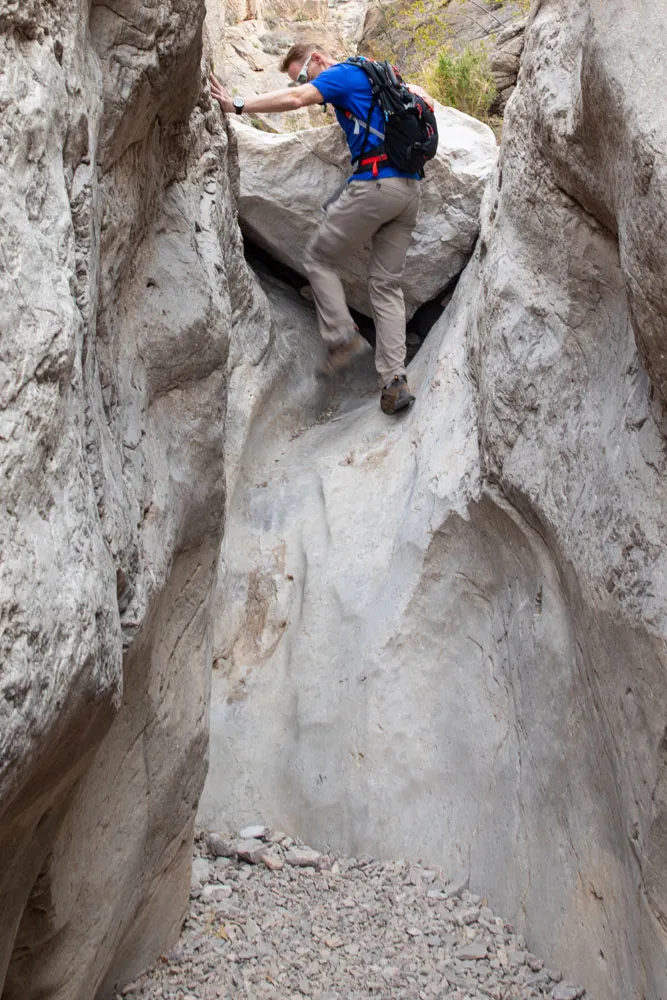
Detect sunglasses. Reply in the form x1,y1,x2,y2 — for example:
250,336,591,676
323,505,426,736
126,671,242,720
297,53,313,85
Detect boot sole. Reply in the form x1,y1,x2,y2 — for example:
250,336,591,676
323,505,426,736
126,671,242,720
381,392,416,415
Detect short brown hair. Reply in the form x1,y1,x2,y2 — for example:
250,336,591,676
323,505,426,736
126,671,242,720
279,41,328,74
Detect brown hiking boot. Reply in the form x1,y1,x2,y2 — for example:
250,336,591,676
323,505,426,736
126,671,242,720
381,374,416,415
325,332,368,374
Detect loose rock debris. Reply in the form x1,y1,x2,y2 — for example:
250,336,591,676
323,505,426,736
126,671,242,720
117,829,587,1000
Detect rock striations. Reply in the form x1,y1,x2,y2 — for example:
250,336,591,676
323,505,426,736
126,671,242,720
0,0,269,997
3,0,667,999
200,2,667,1000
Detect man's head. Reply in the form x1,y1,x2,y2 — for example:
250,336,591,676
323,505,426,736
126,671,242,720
279,42,336,84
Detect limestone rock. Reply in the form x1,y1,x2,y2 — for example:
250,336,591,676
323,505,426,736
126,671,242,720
201,5,667,1000
191,858,212,887
285,847,323,867
204,1,361,135
262,851,285,871
205,17,338,134
226,0,264,21
457,941,489,961
0,1,268,997
208,833,237,858
121,843,575,998
236,838,269,863
360,0,525,71
231,103,497,317
489,16,527,112
239,823,269,839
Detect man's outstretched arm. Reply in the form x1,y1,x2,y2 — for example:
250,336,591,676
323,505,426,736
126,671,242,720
209,73,323,114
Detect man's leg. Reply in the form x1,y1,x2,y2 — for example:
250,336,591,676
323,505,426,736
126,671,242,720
367,177,421,386
304,181,411,349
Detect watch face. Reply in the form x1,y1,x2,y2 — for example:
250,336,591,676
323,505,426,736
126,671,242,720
233,97,245,111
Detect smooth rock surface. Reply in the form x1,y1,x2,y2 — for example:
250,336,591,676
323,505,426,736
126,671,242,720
231,103,497,317
201,2,667,999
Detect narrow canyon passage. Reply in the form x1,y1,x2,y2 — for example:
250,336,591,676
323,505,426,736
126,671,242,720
196,265,600,996
4,0,667,997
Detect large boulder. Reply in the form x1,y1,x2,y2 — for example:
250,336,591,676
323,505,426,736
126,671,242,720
201,2,667,999
0,1,268,997
232,104,497,316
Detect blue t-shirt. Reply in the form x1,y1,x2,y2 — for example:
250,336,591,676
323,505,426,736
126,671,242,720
312,62,420,182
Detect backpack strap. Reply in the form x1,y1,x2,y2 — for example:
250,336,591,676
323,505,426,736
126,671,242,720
341,57,384,168
355,151,389,177
343,110,384,142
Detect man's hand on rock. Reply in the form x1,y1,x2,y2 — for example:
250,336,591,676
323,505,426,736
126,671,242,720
209,72,234,114
407,83,435,110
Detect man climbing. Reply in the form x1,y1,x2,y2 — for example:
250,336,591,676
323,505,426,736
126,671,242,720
209,43,435,415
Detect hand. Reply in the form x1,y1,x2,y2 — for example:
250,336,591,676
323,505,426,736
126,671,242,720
407,83,435,110
209,72,235,113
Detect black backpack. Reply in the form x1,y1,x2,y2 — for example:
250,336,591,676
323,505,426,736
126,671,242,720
342,57,439,178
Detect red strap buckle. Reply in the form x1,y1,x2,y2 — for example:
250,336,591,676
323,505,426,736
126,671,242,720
360,153,388,177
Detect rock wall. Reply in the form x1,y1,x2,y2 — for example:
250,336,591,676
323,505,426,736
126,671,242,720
360,0,526,70
0,1,267,996
200,1,667,997
204,0,365,135
489,16,527,111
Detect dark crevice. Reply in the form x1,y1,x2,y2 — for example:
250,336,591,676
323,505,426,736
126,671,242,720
242,235,461,363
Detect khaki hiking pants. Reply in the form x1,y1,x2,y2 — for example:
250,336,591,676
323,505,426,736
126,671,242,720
304,176,421,386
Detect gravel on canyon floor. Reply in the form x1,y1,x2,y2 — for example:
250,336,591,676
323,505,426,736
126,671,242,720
116,827,587,1000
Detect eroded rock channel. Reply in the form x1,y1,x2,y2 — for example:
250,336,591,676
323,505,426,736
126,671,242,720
3,1,667,999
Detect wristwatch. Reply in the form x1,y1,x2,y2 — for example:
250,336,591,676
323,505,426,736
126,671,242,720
233,96,245,115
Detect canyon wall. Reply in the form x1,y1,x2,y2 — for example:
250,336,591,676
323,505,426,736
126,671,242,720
200,1,667,998
0,1,268,995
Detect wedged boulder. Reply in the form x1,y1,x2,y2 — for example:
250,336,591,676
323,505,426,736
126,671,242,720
231,103,497,316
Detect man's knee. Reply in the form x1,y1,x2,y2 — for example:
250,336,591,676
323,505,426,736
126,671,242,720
368,266,404,296
305,237,336,276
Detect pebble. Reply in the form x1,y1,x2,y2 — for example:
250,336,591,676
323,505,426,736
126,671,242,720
284,846,322,867
239,824,268,840
235,838,267,864
267,829,287,844
457,941,489,960
190,857,210,886
116,828,588,1000
261,850,284,871
552,986,586,1000
455,905,481,925
207,832,235,858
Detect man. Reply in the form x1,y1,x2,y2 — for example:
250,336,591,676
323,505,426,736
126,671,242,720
210,44,433,415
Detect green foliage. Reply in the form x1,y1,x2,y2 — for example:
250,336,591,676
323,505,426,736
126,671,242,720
365,0,530,125
367,0,452,71
425,42,497,119
367,0,529,72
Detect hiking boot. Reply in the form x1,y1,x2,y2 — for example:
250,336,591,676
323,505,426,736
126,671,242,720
325,332,368,374
381,374,415,415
